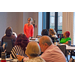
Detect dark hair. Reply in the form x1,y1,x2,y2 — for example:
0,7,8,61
15,34,29,52
5,27,12,37
41,29,48,36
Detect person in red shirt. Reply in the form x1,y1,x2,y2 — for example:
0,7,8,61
24,17,34,38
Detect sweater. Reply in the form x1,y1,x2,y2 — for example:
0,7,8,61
24,24,34,38
60,37,71,43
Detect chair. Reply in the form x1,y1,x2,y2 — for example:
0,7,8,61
2,38,14,57
57,45,68,61
70,45,75,58
57,45,66,56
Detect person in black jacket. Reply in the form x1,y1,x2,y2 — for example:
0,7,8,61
1,27,16,46
1,27,17,56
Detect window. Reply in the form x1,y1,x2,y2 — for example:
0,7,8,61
43,12,62,34
58,12,62,34
38,12,42,35
50,12,55,29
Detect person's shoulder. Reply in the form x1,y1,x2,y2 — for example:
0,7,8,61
26,57,45,62
68,37,71,40
30,24,33,27
2,35,6,39
2,35,8,40
12,34,16,38
24,23,28,26
12,45,19,50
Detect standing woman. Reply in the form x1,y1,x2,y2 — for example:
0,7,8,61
24,17,34,38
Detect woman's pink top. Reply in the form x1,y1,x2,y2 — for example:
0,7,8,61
24,24,34,38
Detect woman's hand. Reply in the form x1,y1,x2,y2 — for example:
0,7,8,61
63,41,68,44
16,55,24,62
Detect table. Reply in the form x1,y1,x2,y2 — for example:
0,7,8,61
58,44,75,61
29,38,39,43
59,44,75,51
66,45,75,50
0,58,18,62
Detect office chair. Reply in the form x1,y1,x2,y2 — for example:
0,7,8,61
2,38,14,57
57,45,68,61
57,45,66,56
70,45,75,59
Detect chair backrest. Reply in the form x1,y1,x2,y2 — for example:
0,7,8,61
2,38,13,54
57,45,66,56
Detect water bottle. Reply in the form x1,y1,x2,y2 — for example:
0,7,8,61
68,40,71,46
1,52,6,62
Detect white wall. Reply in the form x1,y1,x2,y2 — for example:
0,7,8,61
73,12,75,45
0,12,7,40
0,12,23,40
23,12,34,27
33,12,38,37
62,12,73,44
0,12,38,40
38,12,42,35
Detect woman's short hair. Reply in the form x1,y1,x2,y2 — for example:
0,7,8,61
25,41,41,57
65,31,70,37
15,34,29,51
27,17,33,22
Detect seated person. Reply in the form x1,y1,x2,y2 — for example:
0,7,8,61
49,28,58,43
11,34,29,59
1,27,16,46
36,29,48,38
60,31,71,44
41,29,48,36
17,36,66,62
4,31,17,38
17,41,45,62
12,32,17,37
25,41,45,62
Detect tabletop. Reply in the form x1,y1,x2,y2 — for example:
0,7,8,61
0,58,18,62
58,44,75,51
29,38,39,43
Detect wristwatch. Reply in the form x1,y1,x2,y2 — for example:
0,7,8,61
22,58,24,62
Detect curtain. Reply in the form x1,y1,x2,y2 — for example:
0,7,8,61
62,12,73,44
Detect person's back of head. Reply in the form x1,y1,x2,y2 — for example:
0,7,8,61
39,36,53,46
41,29,48,36
25,41,41,58
15,34,29,51
5,27,12,37
49,28,56,36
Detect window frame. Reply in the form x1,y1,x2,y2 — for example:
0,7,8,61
42,12,62,34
